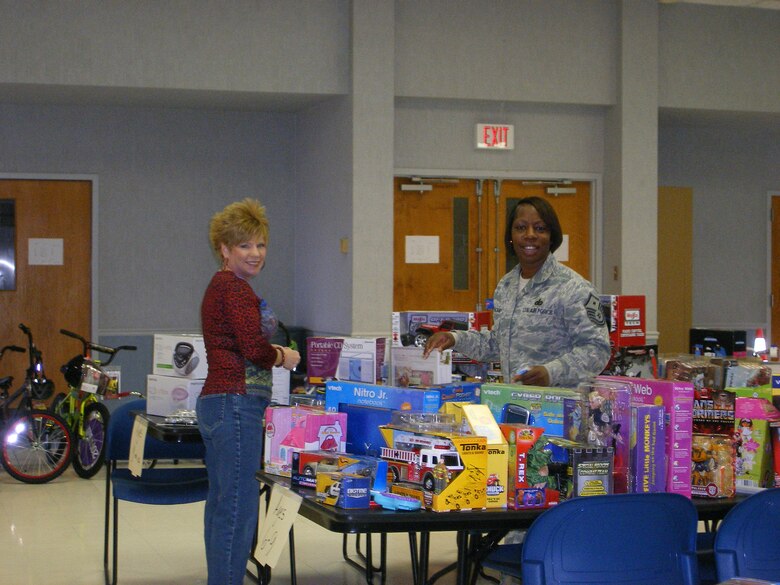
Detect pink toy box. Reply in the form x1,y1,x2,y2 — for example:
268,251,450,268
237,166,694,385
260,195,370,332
600,376,694,498
263,405,347,477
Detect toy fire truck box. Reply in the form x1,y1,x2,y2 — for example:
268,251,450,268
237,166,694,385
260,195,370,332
601,344,658,379
305,336,387,386
391,310,492,348
145,375,204,417
734,397,780,492
692,387,735,435
152,333,208,379
324,380,478,413
379,424,487,512
665,358,724,391
263,405,347,477
689,328,747,358
291,450,388,490
600,295,645,347
564,379,632,493
599,376,694,498
723,362,772,389
630,404,666,493
389,346,453,387
691,434,735,498
461,404,508,508
479,383,579,437
316,472,371,508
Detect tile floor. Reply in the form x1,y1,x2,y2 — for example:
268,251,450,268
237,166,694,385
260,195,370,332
0,465,502,585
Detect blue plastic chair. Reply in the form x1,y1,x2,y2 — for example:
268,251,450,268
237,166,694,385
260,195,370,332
103,399,208,585
483,493,699,585
714,488,780,582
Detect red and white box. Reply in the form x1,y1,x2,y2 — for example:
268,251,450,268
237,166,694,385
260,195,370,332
600,295,646,348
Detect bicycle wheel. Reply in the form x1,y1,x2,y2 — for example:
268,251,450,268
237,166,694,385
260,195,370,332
1,410,72,483
72,402,109,479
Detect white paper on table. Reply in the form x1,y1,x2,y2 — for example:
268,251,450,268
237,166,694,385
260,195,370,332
128,416,148,477
255,484,303,568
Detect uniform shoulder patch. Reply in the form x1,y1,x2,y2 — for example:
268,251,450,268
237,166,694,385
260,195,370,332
584,293,606,327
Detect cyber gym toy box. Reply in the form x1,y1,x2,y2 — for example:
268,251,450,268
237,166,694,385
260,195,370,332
152,333,208,379
600,376,694,498
263,405,347,477
146,375,204,416
479,383,579,437
305,336,387,386
324,380,478,414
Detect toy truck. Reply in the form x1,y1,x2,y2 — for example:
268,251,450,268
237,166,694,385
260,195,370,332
380,430,463,491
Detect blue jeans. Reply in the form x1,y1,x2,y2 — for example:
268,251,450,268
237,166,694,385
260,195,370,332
196,393,269,585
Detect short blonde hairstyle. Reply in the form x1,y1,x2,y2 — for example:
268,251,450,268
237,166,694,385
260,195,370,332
208,198,269,262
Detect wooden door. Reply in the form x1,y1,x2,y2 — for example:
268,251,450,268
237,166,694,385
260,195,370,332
658,187,693,354
393,177,591,312
0,179,92,401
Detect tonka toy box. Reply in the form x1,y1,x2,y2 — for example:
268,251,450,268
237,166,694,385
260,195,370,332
479,383,579,437
316,472,371,508
263,405,347,477
379,424,487,512
600,376,694,498
145,375,204,417
324,380,478,413
462,404,508,509
306,336,387,386
152,333,208,379
600,295,645,347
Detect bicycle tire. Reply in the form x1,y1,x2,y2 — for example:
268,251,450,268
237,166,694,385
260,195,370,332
1,410,72,483
72,402,109,479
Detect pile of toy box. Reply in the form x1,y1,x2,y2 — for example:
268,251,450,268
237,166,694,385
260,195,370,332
599,295,658,379
147,333,208,416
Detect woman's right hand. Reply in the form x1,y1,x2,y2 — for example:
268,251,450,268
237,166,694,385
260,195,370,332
422,332,456,358
280,346,301,370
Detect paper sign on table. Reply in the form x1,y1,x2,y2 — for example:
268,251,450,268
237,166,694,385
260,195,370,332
255,484,302,568
128,416,148,477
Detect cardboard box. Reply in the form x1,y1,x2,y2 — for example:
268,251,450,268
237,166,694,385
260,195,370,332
306,337,387,386
462,404,508,508
691,434,735,498
734,397,780,491
600,376,694,498
263,405,347,477
316,472,371,508
291,450,387,490
391,310,492,348
689,328,747,358
630,404,666,493
600,295,646,347
152,333,208,379
337,403,395,457
389,346,453,387
145,375,204,416
324,380,478,413
479,383,579,437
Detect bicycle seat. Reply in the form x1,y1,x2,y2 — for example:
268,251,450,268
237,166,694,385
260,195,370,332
0,375,12,390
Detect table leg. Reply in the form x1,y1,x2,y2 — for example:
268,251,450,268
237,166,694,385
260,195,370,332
455,530,469,585
408,532,419,585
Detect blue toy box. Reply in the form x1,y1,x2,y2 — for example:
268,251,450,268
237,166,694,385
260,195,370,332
324,380,479,413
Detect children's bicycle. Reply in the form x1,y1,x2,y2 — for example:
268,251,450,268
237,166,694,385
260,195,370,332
0,323,73,483
50,329,138,479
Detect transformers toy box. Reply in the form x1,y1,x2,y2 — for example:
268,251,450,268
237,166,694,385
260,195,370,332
378,425,487,512
305,336,387,386
263,405,347,477
316,472,371,508
391,310,492,348
600,295,645,347
324,380,478,413
600,376,693,498
479,383,579,437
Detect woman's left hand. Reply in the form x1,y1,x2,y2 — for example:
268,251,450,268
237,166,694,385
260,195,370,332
513,365,550,386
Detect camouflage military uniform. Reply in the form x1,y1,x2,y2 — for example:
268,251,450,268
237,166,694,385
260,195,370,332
452,254,610,387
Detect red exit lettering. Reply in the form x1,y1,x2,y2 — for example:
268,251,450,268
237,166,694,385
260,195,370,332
482,125,508,147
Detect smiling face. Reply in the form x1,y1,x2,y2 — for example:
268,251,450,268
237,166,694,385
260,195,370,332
510,204,552,278
221,237,266,280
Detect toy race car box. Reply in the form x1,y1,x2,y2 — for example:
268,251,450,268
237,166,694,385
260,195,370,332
479,383,579,437
305,336,387,386
324,380,478,413
316,472,371,508
564,379,632,493
291,450,388,490
462,404,508,509
145,375,204,416
391,310,492,348
600,295,645,347
379,423,487,512
630,404,666,493
389,346,453,387
599,376,694,498
263,405,347,477
152,333,208,379
691,434,735,498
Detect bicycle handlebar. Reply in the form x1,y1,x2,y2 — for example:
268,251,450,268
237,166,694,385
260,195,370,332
60,329,137,365
0,345,26,359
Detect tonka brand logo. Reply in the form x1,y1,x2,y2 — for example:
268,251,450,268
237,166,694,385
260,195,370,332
461,443,485,452
488,448,506,455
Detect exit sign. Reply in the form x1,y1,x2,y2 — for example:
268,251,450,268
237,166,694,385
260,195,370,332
476,123,514,150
